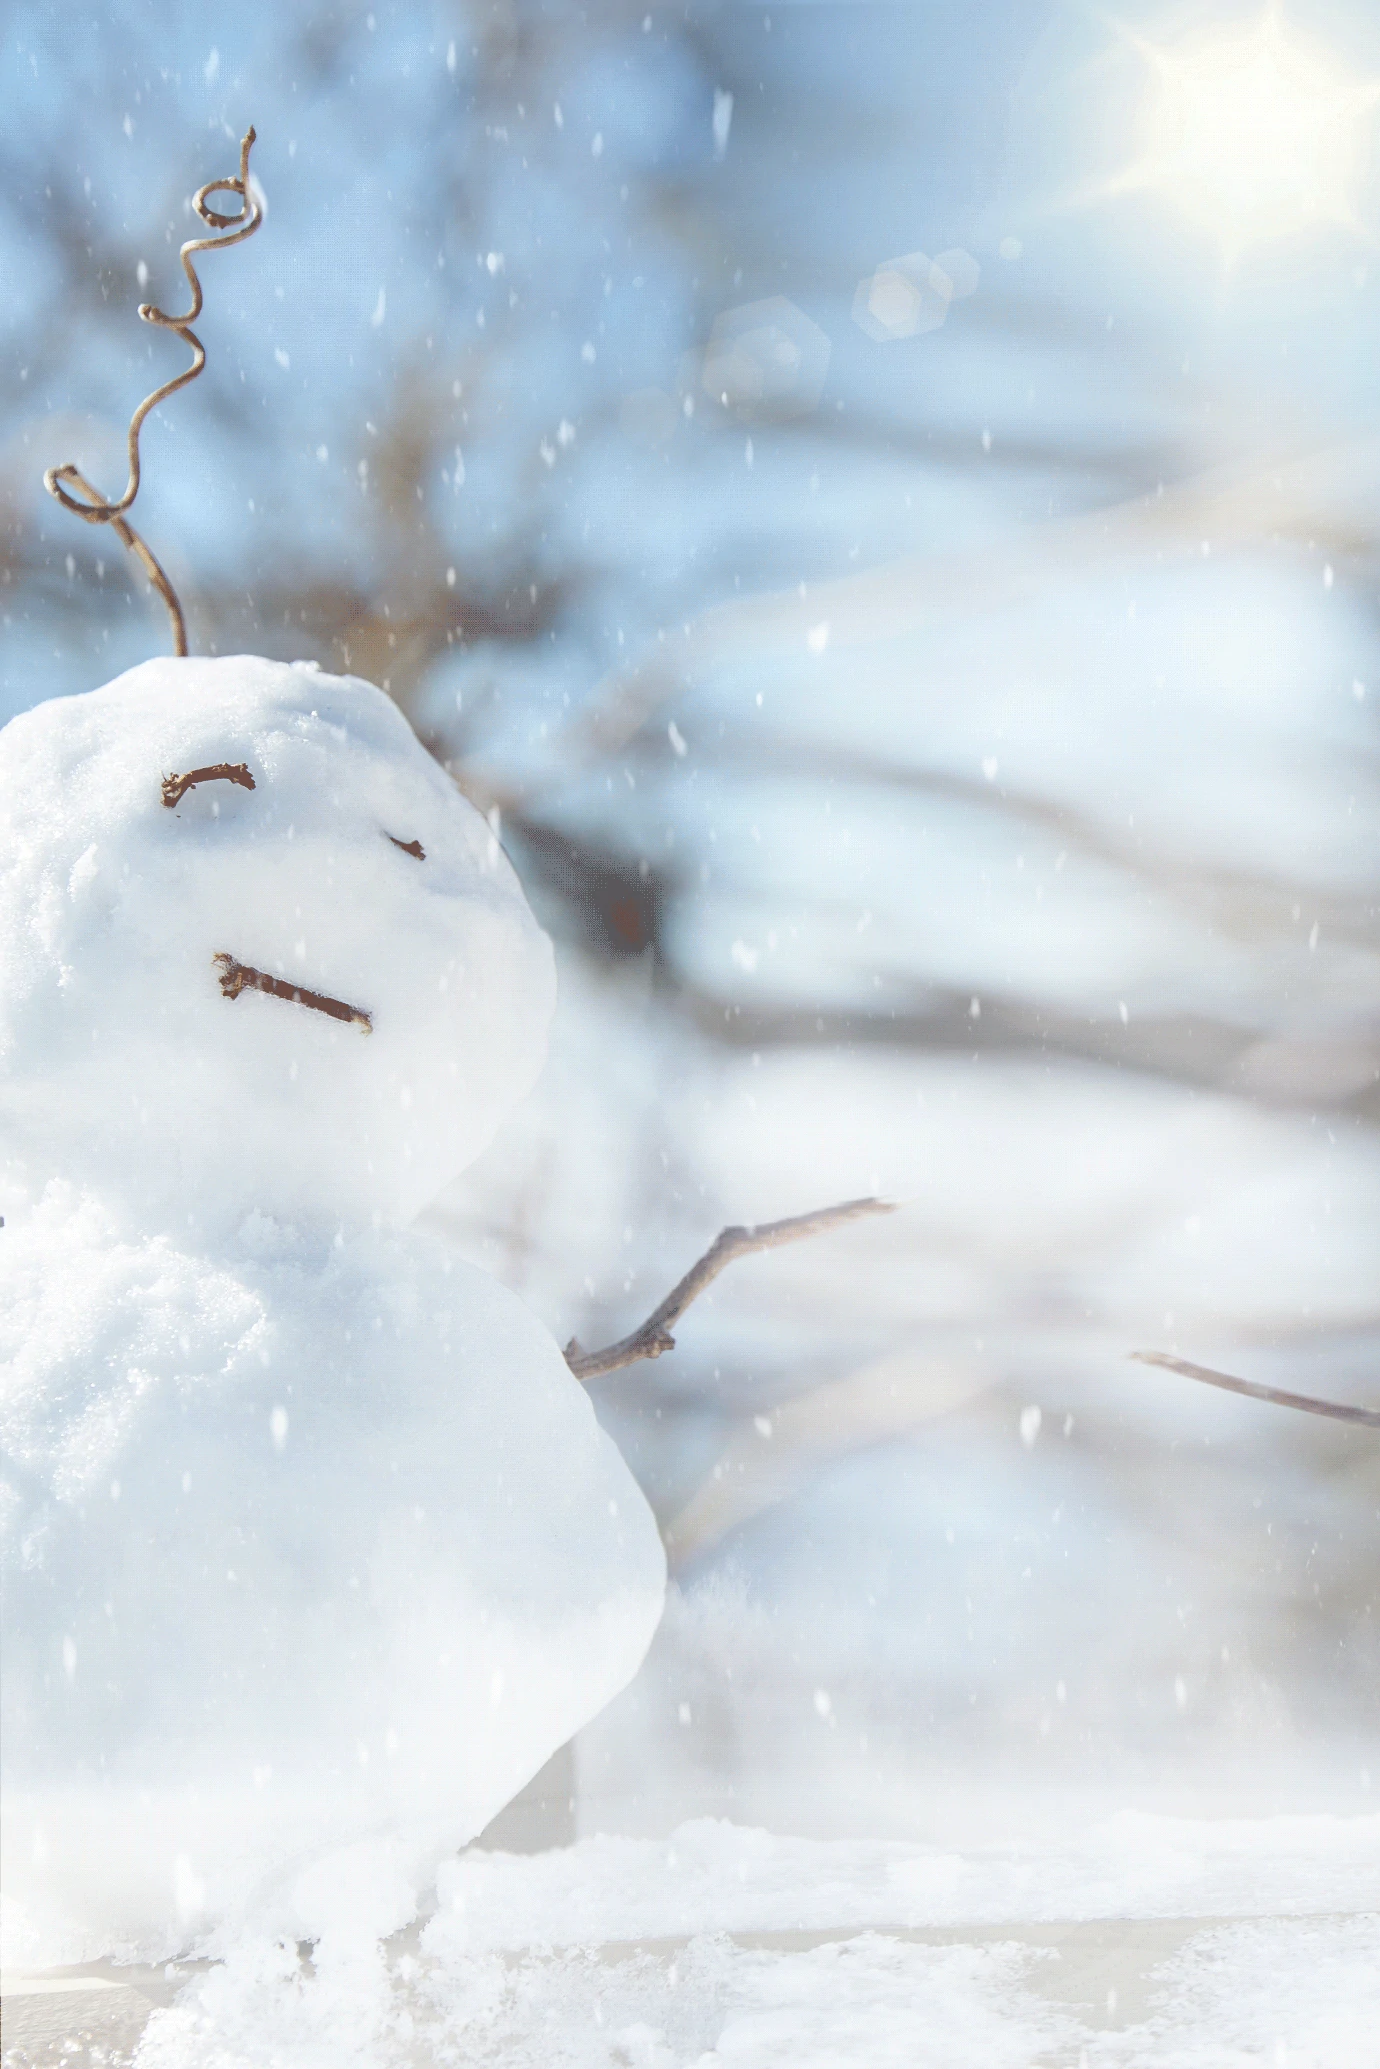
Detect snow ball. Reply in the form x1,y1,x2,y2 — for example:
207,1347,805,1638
2,1216,665,1961
0,655,555,1231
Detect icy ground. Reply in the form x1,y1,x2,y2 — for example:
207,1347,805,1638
3,1814,1376,2067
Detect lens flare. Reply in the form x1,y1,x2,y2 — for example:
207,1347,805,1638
1112,4,1378,257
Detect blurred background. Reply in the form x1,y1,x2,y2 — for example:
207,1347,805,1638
3,0,1377,1843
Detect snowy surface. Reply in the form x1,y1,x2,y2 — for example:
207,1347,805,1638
5,1816,1372,2067
429,1814,1380,1947
0,1209,664,1967
0,659,665,1968
0,656,555,1230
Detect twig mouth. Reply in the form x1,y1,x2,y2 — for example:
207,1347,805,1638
163,763,256,808
215,953,372,1032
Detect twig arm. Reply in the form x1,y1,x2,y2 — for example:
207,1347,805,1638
565,1196,894,1381
1132,1351,1380,1429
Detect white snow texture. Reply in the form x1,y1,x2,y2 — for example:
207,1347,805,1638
0,654,554,1227
0,657,666,1964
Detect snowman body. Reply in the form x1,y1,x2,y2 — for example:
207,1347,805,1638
0,658,665,1962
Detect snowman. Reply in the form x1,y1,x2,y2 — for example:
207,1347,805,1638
0,652,666,1966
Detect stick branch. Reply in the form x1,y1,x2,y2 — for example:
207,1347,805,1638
214,953,372,1032
1132,1351,1380,1429
51,468,191,656
162,762,256,808
565,1196,895,1381
44,127,262,658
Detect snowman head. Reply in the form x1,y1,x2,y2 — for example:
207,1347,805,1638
0,656,555,1231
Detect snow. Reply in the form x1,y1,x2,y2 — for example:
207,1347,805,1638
428,1813,1380,1948
0,655,557,1231
0,657,666,1967
1,1206,665,1965
16,1815,1369,2066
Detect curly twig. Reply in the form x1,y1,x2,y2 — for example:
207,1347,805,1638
1133,1351,1380,1429
564,1197,895,1381
44,126,263,657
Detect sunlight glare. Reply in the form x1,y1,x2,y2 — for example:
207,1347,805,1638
1124,6,1377,255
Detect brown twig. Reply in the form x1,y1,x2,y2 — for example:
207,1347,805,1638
44,127,263,657
162,763,257,809
564,1197,895,1381
1132,1351,1380,1429
387,835,426,858
214,953,372,1032
52,468,190,656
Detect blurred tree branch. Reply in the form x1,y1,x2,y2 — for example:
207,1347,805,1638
1133,1351,1380,1429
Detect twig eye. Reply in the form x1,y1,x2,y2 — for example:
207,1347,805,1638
387,835,426,859
162,763,257,809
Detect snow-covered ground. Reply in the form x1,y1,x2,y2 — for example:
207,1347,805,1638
4,1816,1377,2065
